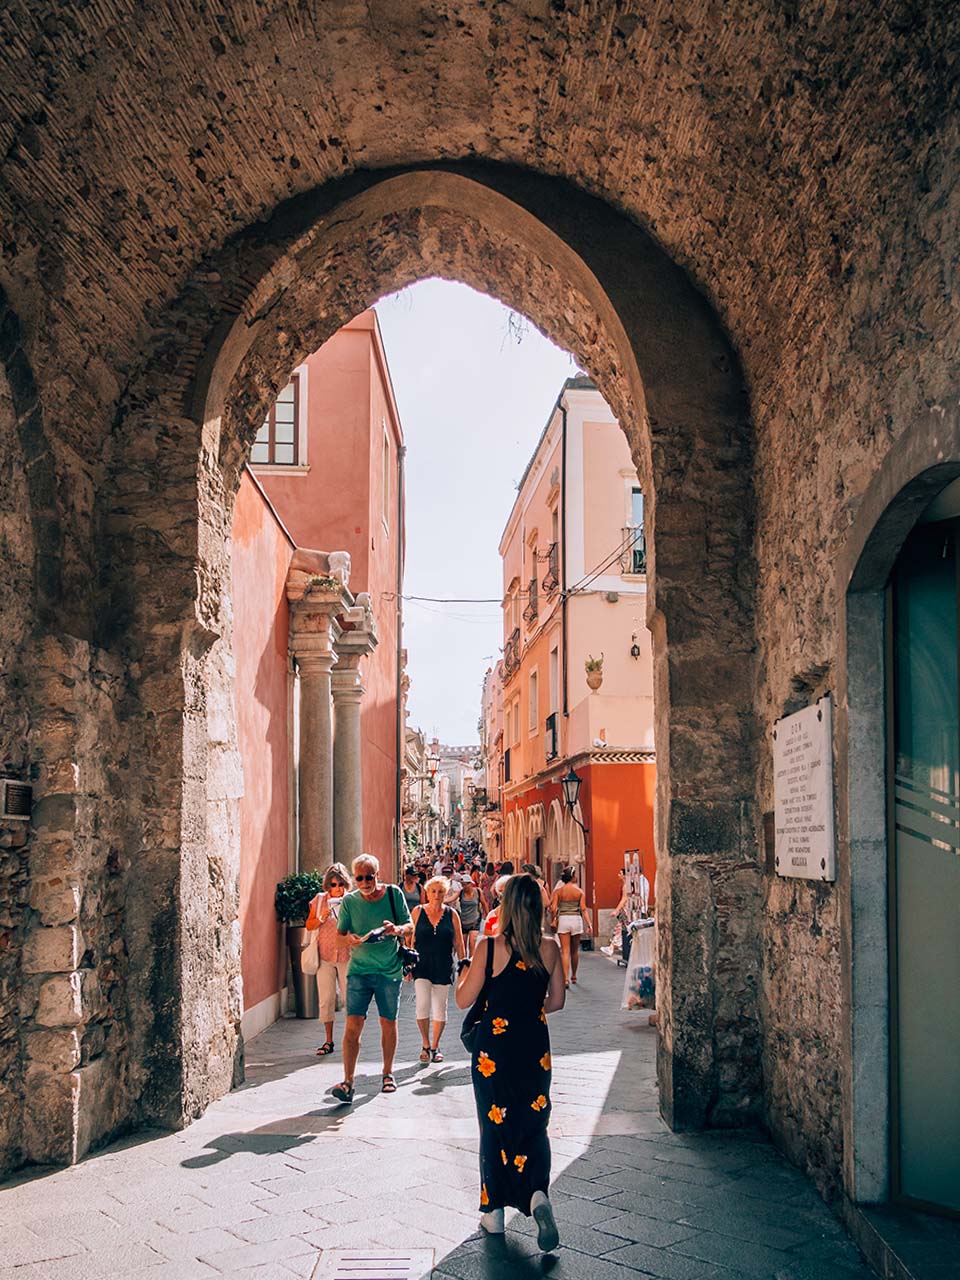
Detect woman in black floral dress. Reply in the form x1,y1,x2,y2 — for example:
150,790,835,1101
455,873,566,1250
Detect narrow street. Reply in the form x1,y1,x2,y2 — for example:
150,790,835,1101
1,956,871,1280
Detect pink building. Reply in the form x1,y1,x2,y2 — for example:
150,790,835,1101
231,312,404,1040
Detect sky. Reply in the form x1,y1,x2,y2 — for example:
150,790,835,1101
374,280,579,746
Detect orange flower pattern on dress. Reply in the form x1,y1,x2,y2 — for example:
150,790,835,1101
515,960,527,970
540,1052,551,1070
477,1051,496,1077
531,1094,548,1112
540,1009,547,1024
501,1148,508,1165
488,1104,506,1124
480,1184,489,1206
492,1017,508,1035
514,1154,528,1172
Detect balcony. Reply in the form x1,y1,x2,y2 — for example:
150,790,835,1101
621,525,647,575
502,627,521,678
522,575,538,625
545,711,558,760
542,542,559,594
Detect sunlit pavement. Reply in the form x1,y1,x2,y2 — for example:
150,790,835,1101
1,955,873,1280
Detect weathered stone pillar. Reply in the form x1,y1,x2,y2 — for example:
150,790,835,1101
295,632,337,873
287,555,354,874
332,607,378,865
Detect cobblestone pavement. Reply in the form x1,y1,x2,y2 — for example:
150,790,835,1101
1,954,873,1280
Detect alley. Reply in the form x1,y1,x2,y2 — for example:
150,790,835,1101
1,956,871,1280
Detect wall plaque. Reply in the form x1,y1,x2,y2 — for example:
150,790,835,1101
773,694,836,881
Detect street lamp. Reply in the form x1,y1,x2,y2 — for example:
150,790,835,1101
561,765,589,835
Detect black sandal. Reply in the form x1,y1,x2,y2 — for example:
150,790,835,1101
419,1046,431,1063
431,1048,444,1063
381,1073,398,1093
316,1041,335,1056
330,1080,354,1103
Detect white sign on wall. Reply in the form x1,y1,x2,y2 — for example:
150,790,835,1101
773,694,836,881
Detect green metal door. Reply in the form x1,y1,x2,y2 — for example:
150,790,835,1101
891,520,960,1214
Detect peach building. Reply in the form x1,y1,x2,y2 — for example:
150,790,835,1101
491,375,655,932
231,311,404,1040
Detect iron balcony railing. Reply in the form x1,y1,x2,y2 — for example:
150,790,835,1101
522,575,538,624
545,711,559,760
621,525,647,575
542,542,559,594
502,627,521,677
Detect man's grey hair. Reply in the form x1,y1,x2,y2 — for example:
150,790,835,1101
353,853,380,872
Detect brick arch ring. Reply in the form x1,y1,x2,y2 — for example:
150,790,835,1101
111,162,762,1134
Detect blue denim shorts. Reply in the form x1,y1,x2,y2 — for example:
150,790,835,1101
346,971,402,1021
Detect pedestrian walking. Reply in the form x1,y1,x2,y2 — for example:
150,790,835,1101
479,861,497,913
400,865,423,913
549,867,591,987
457,876,482,957
305,862,352,1056
330,853,412,1104
455,873,565,1251
410,876,465,1062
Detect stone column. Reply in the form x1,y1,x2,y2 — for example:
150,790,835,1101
287,564,348,874
295,630,337,873
331,605,378,867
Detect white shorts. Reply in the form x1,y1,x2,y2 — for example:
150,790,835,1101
557,915,584,936
414,978,450,1022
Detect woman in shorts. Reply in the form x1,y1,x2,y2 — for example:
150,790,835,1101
549,867,591,987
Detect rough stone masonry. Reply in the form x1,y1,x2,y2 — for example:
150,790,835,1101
0,1,957,1229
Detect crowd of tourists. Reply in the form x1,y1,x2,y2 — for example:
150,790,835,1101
302,845,582,1252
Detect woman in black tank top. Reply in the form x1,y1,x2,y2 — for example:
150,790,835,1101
410,876,465,1062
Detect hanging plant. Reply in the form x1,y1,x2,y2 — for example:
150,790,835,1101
585,653,604,691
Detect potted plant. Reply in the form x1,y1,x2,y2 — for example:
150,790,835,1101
585,653,604,691
275,871,325,1019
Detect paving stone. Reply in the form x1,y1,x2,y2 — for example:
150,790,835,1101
589,1209,701,1249
603,1241,747,1279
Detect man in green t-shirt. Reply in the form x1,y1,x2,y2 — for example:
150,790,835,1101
329,853,412,1104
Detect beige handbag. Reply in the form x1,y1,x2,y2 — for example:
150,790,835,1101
300,894,322,975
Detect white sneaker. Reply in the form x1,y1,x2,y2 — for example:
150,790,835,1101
600,945,614,956
530,1190,559,1251
479,1208,504,1234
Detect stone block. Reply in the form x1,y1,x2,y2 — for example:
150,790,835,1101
21,1066,79,1165
35,971,84,1026
32,793,77,835
29,876,81,925
25,1027,81,1071
22,924,84,974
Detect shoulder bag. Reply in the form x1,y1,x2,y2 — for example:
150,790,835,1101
459,936,495,1054
300,894,321,976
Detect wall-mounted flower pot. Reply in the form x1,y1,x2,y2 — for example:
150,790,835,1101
586,670,603,691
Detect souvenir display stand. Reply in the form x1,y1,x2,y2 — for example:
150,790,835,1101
620,850,656,1011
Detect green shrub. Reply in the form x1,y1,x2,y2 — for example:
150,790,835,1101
275,871,325,924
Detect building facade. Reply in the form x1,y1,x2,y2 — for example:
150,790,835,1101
490,377,656,933
230,312,404,1042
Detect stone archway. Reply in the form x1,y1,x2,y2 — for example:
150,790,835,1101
106,162,759,1140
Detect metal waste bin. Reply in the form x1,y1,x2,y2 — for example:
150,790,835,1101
287,926,319,1019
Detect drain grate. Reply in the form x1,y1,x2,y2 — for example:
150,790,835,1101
312,1249,435,1280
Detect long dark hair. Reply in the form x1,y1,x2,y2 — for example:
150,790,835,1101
497,874,546,973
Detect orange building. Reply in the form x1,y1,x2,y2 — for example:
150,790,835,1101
231,311,404,1040
492,376,655,934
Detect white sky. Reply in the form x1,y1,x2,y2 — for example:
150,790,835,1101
374,280,578,746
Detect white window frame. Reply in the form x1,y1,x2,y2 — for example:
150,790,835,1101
549,644,560,714
250,363,309,473
528,667,539,736
382,422,391,533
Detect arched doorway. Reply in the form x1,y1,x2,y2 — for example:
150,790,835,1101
104,161,758,1144
841,402,960,1216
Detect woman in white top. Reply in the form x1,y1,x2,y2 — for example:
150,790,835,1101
549,867,591,987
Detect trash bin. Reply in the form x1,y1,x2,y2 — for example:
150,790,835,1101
287,926,319,1019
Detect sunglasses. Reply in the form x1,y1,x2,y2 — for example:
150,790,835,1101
355,873,376,883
